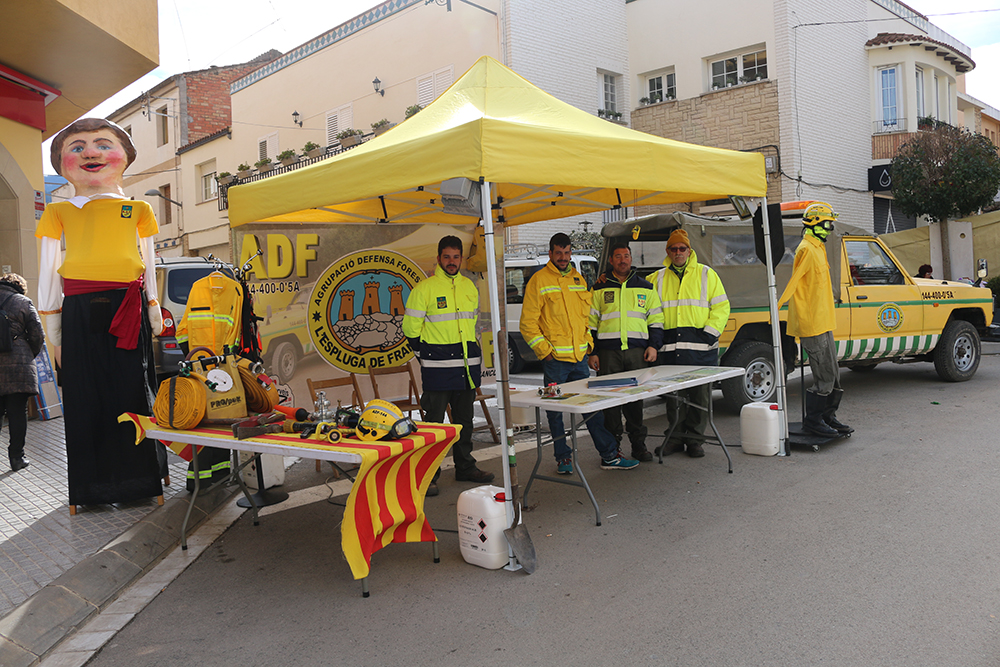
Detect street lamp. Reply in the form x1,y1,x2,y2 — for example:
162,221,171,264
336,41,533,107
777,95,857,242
372,77,384,97
144,189,182,207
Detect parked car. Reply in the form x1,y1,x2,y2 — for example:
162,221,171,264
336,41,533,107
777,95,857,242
601,208,993,412
152,257,234,381
504,243,599,373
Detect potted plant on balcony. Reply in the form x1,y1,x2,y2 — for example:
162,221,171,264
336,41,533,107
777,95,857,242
337,129,363,148
217,171,234,186
278,149,299,167
639,97,650,106
371,118,394,136
918,115,936,131
255,157,272,173
302,141,324,158
405,104,423,119
237,163,252,179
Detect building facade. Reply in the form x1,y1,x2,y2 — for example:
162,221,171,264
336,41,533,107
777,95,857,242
103,52,280,258
0,0,158,292
626,0,979,235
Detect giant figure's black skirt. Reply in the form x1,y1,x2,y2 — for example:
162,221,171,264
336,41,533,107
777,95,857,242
62,289,162,506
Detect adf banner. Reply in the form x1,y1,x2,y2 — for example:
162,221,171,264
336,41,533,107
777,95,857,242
231,223,498,405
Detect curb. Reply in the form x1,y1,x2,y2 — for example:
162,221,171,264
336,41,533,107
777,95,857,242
0,484,237,667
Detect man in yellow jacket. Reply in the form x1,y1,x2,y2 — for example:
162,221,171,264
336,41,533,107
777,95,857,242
404,235,495,496
520,233,639,474
777,202,852,437
650,229,730,457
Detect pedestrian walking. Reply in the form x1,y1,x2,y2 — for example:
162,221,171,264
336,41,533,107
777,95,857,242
0,273,45,472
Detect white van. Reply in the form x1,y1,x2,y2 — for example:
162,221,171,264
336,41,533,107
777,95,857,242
504,244,599,373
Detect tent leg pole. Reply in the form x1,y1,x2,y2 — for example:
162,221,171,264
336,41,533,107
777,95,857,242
760,197,789,456
480,181,518,570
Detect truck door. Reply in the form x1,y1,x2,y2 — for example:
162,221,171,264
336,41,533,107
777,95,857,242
843,239,924,361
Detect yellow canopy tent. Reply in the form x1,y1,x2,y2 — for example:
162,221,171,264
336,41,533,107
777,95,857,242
228,55,768,570
229,56,765,227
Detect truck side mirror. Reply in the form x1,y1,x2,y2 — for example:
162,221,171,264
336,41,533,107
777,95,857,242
977,258,988,279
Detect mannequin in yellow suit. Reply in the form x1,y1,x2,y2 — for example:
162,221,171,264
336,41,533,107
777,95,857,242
777,202,853,437
176,271,244,490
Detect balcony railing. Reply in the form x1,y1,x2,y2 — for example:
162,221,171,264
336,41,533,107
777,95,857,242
873,118,908,135
218,132,375,211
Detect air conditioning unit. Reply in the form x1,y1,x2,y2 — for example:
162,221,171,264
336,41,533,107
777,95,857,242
440,177,482,217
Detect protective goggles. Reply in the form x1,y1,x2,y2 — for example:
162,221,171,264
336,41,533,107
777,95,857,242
387,417,418,440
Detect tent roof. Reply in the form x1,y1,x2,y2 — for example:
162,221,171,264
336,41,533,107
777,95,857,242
228,56,767,228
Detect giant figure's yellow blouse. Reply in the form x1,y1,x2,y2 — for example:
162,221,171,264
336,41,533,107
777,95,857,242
36,200,159,283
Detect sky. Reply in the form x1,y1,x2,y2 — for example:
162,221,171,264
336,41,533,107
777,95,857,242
44,0,1000,176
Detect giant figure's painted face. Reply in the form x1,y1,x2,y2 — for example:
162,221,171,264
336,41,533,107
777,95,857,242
60,129,129,192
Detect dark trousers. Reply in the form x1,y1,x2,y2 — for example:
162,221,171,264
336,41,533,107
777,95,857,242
2,392,30,461
596,347,648,450
665,383,711,446
421,388,477,476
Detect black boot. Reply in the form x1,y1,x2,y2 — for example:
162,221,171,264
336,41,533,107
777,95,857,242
803,391,838,437
9,455,29,472
822,389,853,435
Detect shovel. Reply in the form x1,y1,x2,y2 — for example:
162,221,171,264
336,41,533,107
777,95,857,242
502,474,537,574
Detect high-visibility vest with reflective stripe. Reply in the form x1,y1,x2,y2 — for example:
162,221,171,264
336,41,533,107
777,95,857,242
651,250,730,365
519,261,592,363
588,270,664,352
402,264,481,391
176,273,243,353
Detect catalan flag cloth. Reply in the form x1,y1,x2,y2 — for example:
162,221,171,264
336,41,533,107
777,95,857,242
119,413,458,580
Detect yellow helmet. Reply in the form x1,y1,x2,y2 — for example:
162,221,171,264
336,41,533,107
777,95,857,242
802,201,838,227
356,399,405,441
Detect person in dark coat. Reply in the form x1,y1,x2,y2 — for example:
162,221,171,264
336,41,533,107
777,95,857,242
0,273,45,471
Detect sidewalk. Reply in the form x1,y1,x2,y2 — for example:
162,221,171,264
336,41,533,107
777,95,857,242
0,417,235,666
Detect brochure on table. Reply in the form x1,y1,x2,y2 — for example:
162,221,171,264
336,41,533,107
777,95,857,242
535,366,737,407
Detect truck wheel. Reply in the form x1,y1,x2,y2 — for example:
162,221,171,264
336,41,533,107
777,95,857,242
270,341,298,384
720,340,782,413
933,320,980,382
508,336,525,375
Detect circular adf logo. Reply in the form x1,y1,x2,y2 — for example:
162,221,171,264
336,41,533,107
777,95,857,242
309,250,425,373
877,303,903,333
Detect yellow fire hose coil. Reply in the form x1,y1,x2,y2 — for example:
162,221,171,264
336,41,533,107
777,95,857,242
154,375,207,430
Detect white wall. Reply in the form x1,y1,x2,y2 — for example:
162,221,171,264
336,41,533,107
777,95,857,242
228,1,501,179
505,0,629,247
627,0,775,105
775,0,872,229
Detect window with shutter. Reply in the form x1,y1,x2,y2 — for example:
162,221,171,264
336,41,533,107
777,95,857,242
325,104,354,145
416,66,453,107
417,75,434,107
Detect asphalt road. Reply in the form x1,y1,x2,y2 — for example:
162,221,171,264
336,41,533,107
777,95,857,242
85,356,1000,667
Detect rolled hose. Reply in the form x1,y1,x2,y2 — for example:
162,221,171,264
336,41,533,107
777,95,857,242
154,375,207,430
238,359,277,413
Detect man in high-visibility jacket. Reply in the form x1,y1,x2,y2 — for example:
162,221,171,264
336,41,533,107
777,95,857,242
777,202,853,437
650,229,730,457
520,233,639,474
587,241,663,462
403,236,495,496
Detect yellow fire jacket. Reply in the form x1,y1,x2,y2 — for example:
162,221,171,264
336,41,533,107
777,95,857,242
777,232,836,338
176,272,243,354
520,261,592,363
